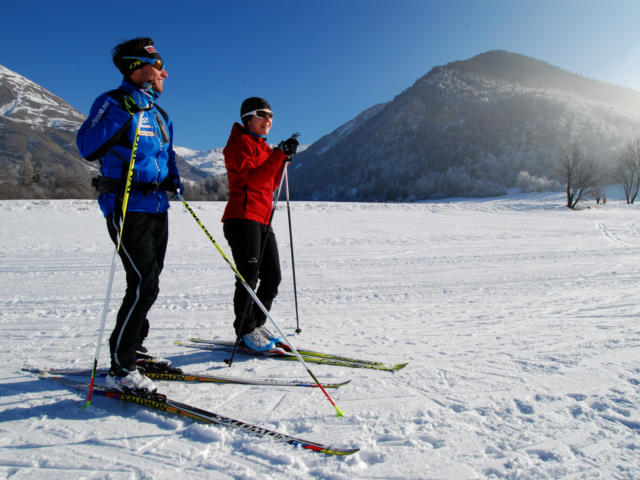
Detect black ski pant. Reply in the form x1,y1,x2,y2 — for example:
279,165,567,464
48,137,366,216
223,218,281,337
106,210,168,370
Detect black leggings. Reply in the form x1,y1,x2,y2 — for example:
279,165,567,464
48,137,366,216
106,210,168,370
223,218,281,337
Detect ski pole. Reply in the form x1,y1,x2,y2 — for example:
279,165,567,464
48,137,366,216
177,194,344,417
85,110,143,409
283,166,301,334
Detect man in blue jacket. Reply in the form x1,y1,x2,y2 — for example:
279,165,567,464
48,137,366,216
77,37,183,395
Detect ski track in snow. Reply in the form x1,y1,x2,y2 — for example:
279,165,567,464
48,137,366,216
0,195,639,479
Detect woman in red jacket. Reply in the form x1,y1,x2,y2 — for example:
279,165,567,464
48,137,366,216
222,97,298,351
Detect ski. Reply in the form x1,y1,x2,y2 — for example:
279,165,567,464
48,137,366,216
32,371,359,456
24,367,350,389
191,338,408,370
178,339,407,371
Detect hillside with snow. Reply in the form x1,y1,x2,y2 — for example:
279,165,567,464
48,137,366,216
1,193,639,478
290,50,640,201
0,65,85,131
0,65,96,198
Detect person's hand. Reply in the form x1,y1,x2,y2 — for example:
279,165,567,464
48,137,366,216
278,137,299,157
161,175,184,196
173,176,185,196
123,88,154,114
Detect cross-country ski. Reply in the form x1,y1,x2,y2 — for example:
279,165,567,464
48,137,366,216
179,338,408,371
31,371,359,456
25,367,351,388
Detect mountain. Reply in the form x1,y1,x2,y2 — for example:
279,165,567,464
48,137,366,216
289,50,640,201
0,64,222,200
0,64,95,198
174,146,226,176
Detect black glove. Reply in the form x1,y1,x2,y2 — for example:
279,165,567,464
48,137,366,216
123,88,154,115
172,176,185,196
278,137,299,157
160,175,184,196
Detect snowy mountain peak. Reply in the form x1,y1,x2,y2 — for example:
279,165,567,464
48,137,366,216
0,64,85,131
173,145,226,176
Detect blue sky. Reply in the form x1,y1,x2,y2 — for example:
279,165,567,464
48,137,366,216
2,0,640,150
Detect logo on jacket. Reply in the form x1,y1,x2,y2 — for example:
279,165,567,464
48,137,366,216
138,115,156,137
90,99,110,128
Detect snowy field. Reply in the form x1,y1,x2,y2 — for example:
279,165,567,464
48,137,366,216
1,193,639,479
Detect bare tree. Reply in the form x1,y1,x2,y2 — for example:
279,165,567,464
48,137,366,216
613,137,640,204
0,163,18,199
19,156,35,187
560,144,601,209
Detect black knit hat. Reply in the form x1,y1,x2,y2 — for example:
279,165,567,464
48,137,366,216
240,97,271,123
112,37,163,76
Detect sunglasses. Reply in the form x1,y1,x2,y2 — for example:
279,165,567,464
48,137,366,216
122,56,165,71
242,109,274,119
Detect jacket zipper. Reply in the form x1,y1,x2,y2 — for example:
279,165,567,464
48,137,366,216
152,109,163,213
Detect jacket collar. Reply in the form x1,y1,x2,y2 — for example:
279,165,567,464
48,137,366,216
235,122,267,140
119,79,160,101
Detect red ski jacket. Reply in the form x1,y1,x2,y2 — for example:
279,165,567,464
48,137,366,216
221,123,287,225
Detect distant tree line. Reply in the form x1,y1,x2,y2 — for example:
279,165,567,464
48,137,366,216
0,156,229,201
184,174,229,201
0,157,94,199
5,139,640,208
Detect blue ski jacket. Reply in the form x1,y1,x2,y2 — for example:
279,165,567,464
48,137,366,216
76,80,180,217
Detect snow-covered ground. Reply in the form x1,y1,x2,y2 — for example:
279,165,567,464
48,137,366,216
1,193,639,479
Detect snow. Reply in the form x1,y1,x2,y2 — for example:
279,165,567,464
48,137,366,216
1,193,639,479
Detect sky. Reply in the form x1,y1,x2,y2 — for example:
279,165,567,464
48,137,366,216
2,0,640,151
